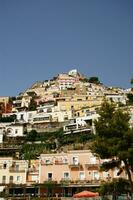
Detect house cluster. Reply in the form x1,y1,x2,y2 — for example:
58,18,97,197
0,69,130,139
0,150,129,197
0,69,132,197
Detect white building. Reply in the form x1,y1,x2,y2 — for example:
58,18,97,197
12,95,32,112
5,124,24,137
32,104,72,123
0,131,4,143
16,110,37,123
63,112,99,133
0,123,25,137
105,94,127,105
3,110,37,123
32,109,72,123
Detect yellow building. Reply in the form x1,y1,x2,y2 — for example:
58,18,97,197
0,157,28,185
0,97,9,104
57,95,103,117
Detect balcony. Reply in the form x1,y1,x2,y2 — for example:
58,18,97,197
41,160,53,165
9,180,13,184
9,167,25,173
69,163,82,169
85,163,99,169
43,180,58,185
54,160,68,165
60,178,71,185
60,179,101,186
40,158,53,165
28,167,39,174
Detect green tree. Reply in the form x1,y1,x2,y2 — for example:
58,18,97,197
88,76,100,84
28,98,37,111
127,93,133,105
0,114,16,122
130,78,133,88
26,130,38,141
43,180,57,198
91,102,133,197
99,178,130,198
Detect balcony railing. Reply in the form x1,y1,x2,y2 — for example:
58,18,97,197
43,180,58,185
75,179,101,185
55,160,68,165
60,179,102,186
2,181,6,185
28,168,39,173
69,163,82,168
41,178,104,186
60,178,71,185
85,163,99,169
9,167,25,173
41,160,53,165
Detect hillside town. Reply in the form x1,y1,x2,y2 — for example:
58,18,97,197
0,69,133,198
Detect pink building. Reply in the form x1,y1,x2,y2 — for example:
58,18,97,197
57,74,79,90
39,150,101,184
39,150,128,197
39,150,105,197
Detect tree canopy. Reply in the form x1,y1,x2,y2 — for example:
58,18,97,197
28,98,37,111
130,78,133,87
88,76,101,84
91,102,133,196
127,93,133,105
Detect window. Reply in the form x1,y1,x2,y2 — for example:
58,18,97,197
15,164,19,172
64,172,70,180
7,128,12,133
90,157,96,164
45,159,51,165
48,173,52,181
15,129,18,134
93,171,99,180
17,176,21,182
47,108,52,113
3,163,7,169
20,114,24,120
31,175,38,182
63,157,68,164
2,176,6,184
79,172,85,180
64,115,68,120
9,176,13,183
72,156,78,165
28,113,32,118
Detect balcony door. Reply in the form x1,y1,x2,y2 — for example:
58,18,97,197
72,156,78,165
48,172,52,181
93,171,99,180
79,172,85,180
9,176,13,184
63,172,70,180
2,176,6,184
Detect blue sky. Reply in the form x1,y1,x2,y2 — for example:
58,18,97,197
0,0,133,96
